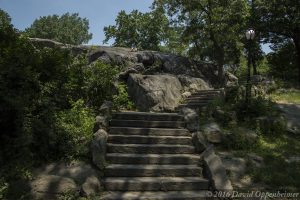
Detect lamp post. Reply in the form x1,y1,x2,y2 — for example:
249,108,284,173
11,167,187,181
245,29,255,105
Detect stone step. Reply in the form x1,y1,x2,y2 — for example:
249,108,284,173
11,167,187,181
178,103,208,108
104,164,202,177
112,112,184,121
100,191,209,200
193,90,222,94
110,120,185,128
186,96,215,100
109,127,190,136
106,153,201,165
107,143,195,154
185,99,211,103
108,135,192,145
103,177,209,191
189,93,220,98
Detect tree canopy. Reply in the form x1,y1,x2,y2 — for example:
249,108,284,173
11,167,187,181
25,12,93,45
256,0,300,84
103,9,170,51
154,0,249,84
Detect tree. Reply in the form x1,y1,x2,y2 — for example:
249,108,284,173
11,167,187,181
25,13,92,45
155,0,249,85
103,9,170,51
256,0,300,85
267,42,298,83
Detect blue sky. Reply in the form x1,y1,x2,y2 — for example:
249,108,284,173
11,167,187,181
1,0,271,53
0,0,153,45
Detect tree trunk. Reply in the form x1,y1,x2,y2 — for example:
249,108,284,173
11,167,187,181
252,57,257,75
294,37,300,87
217,57,224,87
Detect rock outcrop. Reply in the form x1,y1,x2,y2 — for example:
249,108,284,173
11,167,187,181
29,38,238,111
127,74,182,112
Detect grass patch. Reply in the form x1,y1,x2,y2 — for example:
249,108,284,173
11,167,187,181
218,133,300,191
270,89,300,104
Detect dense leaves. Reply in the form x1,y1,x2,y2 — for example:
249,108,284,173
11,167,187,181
103,9,170,51
25,13,93,45
154,0,249,84
0,10,122,199
256,0,300,84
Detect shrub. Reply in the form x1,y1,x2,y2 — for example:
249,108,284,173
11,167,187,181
113,83,135,111
54,100,95,160
84,61,119,109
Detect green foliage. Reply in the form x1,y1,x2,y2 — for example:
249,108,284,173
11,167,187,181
247,135,300,191
84,61,119,109
270,89,300,104
113,83,135,111
25,12,92,45
0,12,118,199
267,42,298,83
156,0,249,83
54,100,94,161
234,96,276,120
222,128,257,150
103,9,171,51
256,0,300,84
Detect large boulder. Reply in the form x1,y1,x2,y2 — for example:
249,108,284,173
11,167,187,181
90,129,108,170
29,38,223,87
179,107,199,132
202,122,223,144
80,175,102,197
201,146,233,191
178,75,211,93
127,74,183,112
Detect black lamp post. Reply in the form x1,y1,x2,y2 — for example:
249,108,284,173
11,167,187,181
245,29,255,105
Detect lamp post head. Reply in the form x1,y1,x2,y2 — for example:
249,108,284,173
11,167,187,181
246,29,255,40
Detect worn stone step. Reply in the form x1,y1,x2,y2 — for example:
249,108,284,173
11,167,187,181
105,164,202,177
109,127,189,136
108,135,192,145
112,112,184,121
189,93,220,98
193,90,222,94
107,143,195,154
185,99,211,103
106,153,201,165
100,191,209,200
186,96,215,100
178,103,208,108
110,120,185,128
104,177,209,191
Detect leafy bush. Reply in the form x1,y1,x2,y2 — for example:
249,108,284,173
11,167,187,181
84,61,119,109
222,128,257,150
54,100,95,160
113,83,135,111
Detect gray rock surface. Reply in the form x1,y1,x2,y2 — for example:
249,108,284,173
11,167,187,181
93,115,109,133
236,127,258,144
91,129,108,170
192,131,207,153
202,122,223,144
177,75,211,93
81,175,102,197
34,161,102,185
99,101,113,117
29,38,223,88
201,146,233,191
127,74,182,111
179,107,199,132
30,175,77,199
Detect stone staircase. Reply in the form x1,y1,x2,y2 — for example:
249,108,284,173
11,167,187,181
101,112,210,200
179,89,223,109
